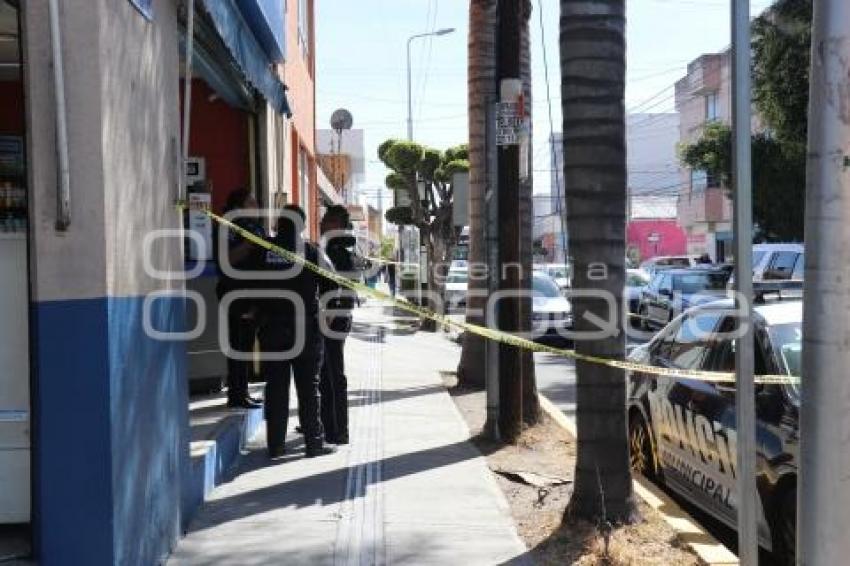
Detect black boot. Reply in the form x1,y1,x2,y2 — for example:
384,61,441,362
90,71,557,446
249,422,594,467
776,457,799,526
305,443,337,458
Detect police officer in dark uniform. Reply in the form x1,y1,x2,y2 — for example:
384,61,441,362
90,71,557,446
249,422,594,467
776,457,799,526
260,205,337,458
318,205,357,445
217,188,264,408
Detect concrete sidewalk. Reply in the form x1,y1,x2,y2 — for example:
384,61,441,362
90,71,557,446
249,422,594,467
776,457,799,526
169,303,527,565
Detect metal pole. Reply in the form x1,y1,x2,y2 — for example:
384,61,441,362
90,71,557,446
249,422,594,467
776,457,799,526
496,0,523,441
48,0,71,230
181,0,195,203
484,100,500,440
406,37,414,142
799,1,850,563
730,0,757,563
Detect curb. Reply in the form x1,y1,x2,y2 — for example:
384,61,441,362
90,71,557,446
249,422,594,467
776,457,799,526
537,394,740,566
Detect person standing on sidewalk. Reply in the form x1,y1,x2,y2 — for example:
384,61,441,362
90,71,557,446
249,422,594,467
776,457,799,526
387,260,397,296
318,205,356,445
217,188,264,409
259,205,336,459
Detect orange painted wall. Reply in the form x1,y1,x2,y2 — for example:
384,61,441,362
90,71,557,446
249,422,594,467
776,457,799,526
282,0,318,239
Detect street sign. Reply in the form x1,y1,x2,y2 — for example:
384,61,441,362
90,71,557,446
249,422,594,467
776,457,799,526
496,102,523,146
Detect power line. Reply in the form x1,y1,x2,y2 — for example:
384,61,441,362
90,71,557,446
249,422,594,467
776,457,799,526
537,0,567,255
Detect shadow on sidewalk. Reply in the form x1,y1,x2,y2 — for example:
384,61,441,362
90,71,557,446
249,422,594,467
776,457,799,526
189,438,497,533
347,384,446,408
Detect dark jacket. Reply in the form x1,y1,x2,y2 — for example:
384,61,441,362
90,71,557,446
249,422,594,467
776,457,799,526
216,218,266,298
324,235,357,331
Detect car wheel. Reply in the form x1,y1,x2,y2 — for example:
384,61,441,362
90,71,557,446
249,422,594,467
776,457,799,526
629,413,658,480
771,488,796,566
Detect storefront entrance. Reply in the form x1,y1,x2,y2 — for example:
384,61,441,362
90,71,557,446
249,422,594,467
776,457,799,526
0,0,32,558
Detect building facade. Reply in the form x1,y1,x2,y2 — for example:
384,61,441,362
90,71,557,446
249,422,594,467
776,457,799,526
0,1,316,563
674,52,734,261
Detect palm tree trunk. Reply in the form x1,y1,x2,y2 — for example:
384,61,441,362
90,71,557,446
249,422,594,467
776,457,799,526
560,0,639,523
520,0,540,425
458,0,497,389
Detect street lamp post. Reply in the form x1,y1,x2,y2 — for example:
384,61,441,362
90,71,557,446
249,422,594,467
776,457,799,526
406,28,455,142
402,27,455,305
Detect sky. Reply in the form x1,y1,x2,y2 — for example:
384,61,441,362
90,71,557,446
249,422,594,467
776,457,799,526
315,0,776,207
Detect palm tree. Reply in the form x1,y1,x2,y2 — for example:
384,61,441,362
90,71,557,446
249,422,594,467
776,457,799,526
560,0,639,522
457,0,497,389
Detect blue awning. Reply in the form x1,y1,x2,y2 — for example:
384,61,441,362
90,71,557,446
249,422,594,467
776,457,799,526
235,0,286,63
200,0,291,116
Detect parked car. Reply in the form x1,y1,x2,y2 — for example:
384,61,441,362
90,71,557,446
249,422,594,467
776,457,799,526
627,299,802,564
444,267,467,311
531,271,572,343
752,243,804,283
625,268,651,318
640,255,702,277
540,263,571,291
637,267,731,329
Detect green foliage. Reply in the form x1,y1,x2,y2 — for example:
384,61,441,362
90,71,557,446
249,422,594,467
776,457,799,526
418,148,443,181
444,144,469,163
752,0,812,145
679,123,732,186
679,124,805,241
380,140,425,175
379,236,396,260
752,135,805,241
377,139,398,163
385,206,413,226
680,0,812,242
384,172,408,193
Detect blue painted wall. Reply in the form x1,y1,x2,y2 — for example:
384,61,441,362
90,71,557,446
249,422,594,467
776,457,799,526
108,297,189,566
33,296,189,566
32,298,114,565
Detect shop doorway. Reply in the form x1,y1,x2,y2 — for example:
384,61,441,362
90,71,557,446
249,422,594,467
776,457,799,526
0,0,32,559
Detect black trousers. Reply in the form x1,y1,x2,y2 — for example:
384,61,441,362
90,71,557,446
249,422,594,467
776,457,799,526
226,298,257,401
260,315,325,452
320,333,349,441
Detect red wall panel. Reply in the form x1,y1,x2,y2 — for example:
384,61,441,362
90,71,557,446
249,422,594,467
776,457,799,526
180,79,249,213
0,81,25,135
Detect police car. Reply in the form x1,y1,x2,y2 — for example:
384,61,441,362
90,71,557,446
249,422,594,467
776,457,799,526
627,298,802,564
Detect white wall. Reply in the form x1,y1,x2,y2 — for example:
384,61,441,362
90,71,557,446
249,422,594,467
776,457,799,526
23,0,182,301
23,0,108,302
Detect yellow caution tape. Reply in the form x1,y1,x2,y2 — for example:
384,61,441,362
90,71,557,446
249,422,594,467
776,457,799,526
190,204,797,386
362,256,419,268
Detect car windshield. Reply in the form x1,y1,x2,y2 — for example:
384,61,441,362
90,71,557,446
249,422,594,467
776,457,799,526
753,250,767,267
547,267,568,279
667,258,692,267
446,272,467,284
673,272,728,293
533,274,562,298
769,322,802,393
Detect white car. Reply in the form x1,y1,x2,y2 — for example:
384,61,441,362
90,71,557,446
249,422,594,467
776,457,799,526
752,243,804,283
639,255,702,277
532,271,572,343
444,268,467,311
538,263,571,291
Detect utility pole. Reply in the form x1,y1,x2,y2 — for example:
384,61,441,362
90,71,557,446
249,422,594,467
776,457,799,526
799,1,850,563
730,0,757,563
496,0,522,441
